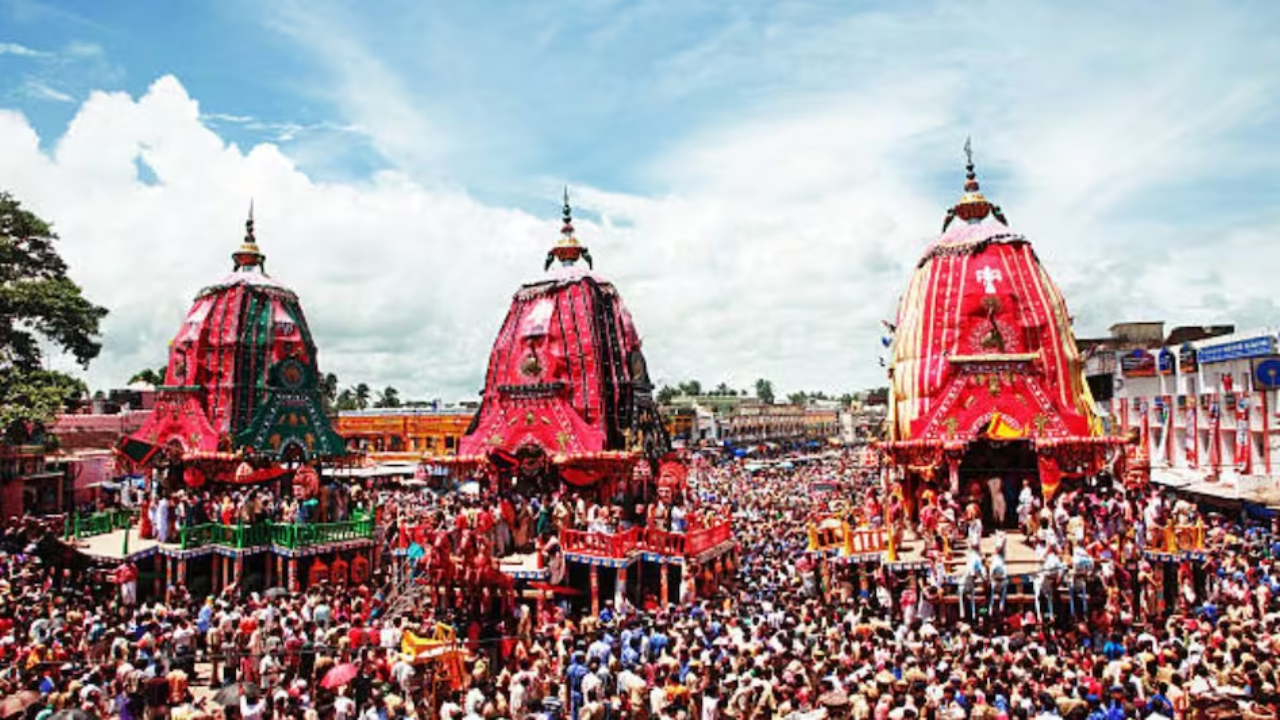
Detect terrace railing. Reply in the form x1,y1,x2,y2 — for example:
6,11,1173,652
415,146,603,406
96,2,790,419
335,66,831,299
178,511,375,551
561,527,641,558
64,508,136,539
638,521,734,558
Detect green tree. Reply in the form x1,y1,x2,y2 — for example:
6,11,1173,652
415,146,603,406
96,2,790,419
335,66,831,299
320,372,340,411
754,378,775,404
129,367,166,386
712,381,733,396
335,389,358,411
655,385,677,404
1,192,107,429
787,391,808,406
353,382,371,410
677,380,702,397
376,386,401,408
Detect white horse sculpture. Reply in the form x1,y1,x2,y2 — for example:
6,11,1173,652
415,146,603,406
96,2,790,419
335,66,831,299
957,549,986,621
988,531,1008,615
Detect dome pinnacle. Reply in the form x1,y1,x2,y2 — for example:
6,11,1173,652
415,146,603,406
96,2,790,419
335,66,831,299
544,187,593,271
232,200,266,271
942,138,1008,231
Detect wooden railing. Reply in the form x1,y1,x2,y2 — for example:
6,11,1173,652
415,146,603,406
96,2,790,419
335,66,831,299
1146,521,1206,553
561,527,641,557
178,511,375,550
807,521,887,556
556,521,735,560
64,508,136,539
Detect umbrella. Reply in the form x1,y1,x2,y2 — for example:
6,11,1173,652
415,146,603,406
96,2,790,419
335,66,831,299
0,690,40,718
50,711,94,720
264,586,289,599
212,682,259,707
321,662,360,689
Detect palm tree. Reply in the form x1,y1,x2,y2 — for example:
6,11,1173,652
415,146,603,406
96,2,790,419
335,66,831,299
376,386,401,408
321,373,340,405
335,389,358,411
354,383,371,410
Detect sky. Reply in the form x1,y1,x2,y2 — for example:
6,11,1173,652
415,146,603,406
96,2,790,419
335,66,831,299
2,0,1279,403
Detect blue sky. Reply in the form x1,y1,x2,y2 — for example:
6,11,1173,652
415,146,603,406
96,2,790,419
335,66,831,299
2,0,1280,400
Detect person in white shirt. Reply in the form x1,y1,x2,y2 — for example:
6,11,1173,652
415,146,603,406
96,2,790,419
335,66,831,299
239,691,266,720
333,690,356,720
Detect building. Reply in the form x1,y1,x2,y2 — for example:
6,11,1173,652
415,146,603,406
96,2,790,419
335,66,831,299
1084,322,1280,495
334,407,476,459
660,395,847,447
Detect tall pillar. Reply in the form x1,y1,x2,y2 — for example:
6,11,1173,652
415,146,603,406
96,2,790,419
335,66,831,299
276,555,284,589
222,553,231,591
211,555,220,594
288,558,299,593
163,555,171,592
660,563,670,607
590,565,600,617
616,565,628,608
265,553,273,587
177,557,187,589
234,555,244,587
154,557,163,598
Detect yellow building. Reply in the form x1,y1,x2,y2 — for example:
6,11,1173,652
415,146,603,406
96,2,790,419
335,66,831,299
335,408,476,461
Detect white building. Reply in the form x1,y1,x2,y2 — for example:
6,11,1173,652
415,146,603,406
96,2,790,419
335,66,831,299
1089,326,1280,495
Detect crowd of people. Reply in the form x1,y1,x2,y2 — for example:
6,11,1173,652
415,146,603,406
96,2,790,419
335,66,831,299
3,450,1280,718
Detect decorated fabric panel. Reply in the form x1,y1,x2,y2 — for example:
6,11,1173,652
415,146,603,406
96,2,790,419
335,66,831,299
461,278,611,457
889,226,1100,443
466,394,607,459
125,392,222,457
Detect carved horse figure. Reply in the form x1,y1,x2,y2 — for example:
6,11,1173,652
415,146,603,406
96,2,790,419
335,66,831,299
988,531,1008,615
957,548,985,621
1035,548,1063,623
1069,543,1095,618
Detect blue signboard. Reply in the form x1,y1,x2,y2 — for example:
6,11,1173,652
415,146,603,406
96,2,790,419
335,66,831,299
1198,335,1276,364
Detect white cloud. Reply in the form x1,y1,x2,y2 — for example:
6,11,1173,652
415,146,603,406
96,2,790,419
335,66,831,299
0,41,47,57
21,77,74,102
3,2,1279,402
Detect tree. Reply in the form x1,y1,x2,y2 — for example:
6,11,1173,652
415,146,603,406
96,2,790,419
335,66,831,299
787,391,808,406
335,389,358,412
353,383,371,410
1,192,108,428
320,372,340,412
376,386,401,408
656,385,677,404
712,381,733,396
865,387,890,406
754,378,775,404
129,367,166,386
677,380,702,397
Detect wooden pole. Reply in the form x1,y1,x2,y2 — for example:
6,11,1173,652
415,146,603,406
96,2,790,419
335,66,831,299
590,565,600,617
